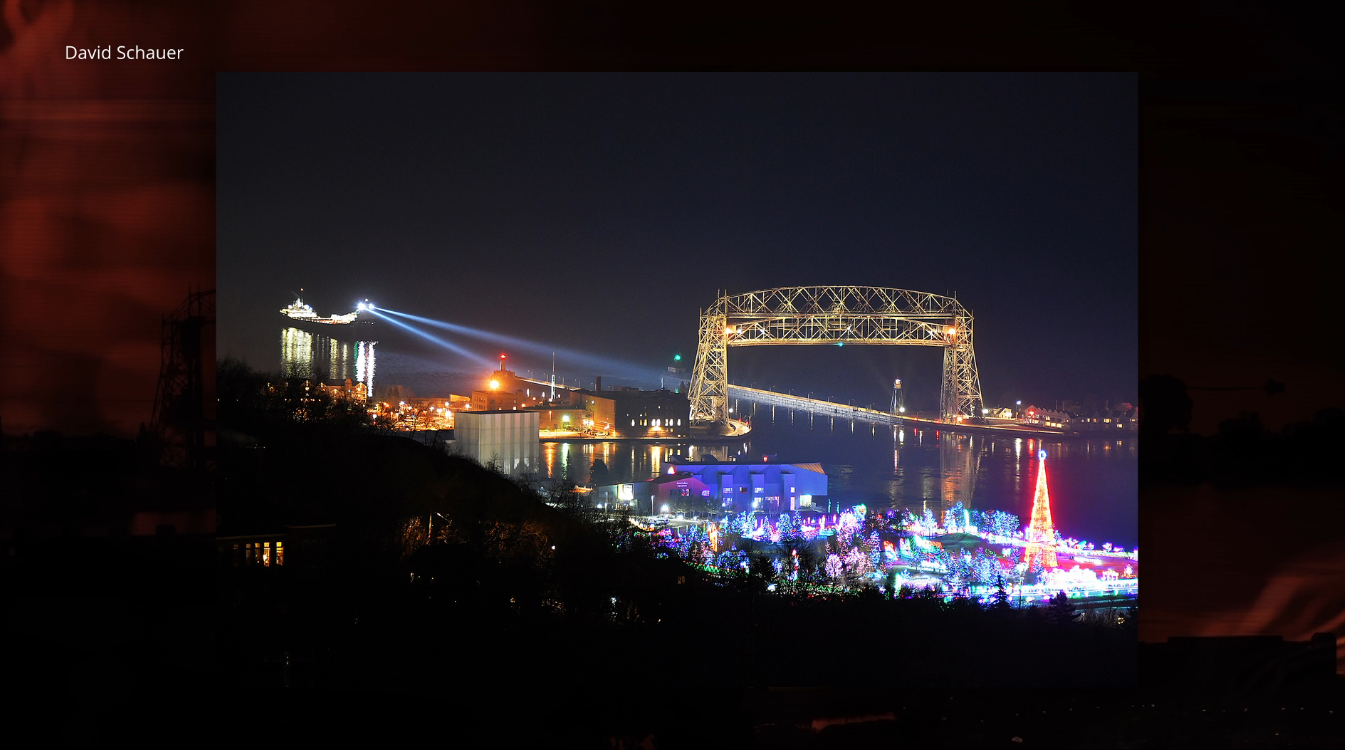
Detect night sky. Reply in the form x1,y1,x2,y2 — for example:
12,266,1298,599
218,74,1136,412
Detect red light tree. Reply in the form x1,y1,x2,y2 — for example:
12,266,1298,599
1023,450,1058,570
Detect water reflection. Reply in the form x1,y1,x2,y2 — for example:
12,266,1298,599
281,327,312,378
542,396,1137,548
939,432,981,513
280,326,375,395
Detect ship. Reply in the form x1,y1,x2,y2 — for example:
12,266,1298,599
280,294,377,341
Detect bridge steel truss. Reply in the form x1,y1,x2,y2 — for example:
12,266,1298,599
687,287,984,425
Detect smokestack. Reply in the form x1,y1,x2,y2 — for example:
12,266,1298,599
596,376,602,393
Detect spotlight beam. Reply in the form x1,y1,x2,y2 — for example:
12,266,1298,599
366,308,493,368
377,307,675,386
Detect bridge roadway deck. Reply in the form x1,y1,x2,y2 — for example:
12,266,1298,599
725,385,1074,439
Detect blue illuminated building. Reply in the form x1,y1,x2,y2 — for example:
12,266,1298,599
594,463,827,516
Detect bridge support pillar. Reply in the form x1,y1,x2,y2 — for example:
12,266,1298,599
939,312,984,422
688,310,729,425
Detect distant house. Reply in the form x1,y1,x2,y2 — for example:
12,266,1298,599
1023,405,1070,430
218,523,338,571
318,378,369,402
1076,402,1138,433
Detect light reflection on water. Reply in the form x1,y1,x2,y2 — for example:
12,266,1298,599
280,327,375,394
544,401,1137,549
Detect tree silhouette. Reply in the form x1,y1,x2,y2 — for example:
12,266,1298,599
1047,591,1079,626
589,458,613,489
992,574,1011,613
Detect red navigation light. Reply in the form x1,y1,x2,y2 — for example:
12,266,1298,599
500,353,506,360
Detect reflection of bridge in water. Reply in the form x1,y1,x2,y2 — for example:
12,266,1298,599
728,385,990,521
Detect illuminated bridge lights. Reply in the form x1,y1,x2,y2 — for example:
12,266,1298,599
687,287,985,426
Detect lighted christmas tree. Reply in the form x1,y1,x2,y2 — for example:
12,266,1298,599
825,554,843,580
1023,450,1058,570
866,531,882,571
943,501,964,531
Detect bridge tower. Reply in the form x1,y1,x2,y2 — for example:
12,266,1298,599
687,305,730,426
1023,449,1058,570
688,287,984,427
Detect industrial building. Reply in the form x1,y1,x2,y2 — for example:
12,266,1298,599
528,389,616,435
593,385,689,438
466,359,690,439
593,462,827,516
529,406,592,432
452,410,541,476
470,389,526,412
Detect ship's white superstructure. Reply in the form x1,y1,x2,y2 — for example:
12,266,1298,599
281,297,319,320
280,295,366,325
